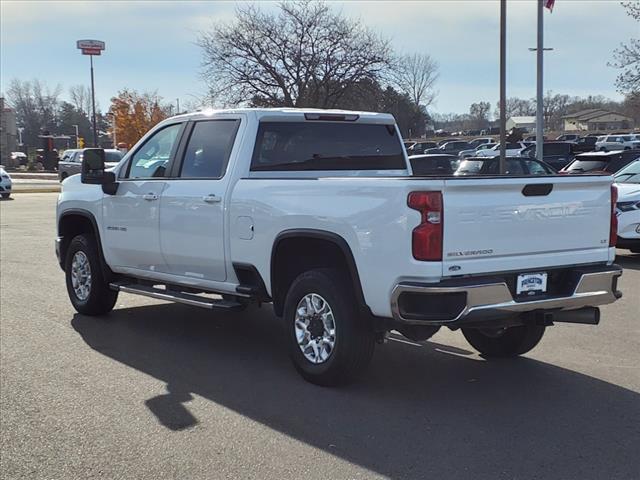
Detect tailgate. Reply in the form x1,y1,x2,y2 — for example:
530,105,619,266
441,176,613,276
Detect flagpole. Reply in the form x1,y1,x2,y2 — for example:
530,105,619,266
499,0,507,174
536,0,544,163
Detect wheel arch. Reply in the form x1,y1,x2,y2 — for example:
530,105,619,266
58,209,113,281
270,229,368,318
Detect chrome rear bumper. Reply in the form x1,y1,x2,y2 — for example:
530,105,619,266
391,266,622,325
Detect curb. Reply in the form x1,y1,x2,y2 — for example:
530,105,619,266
11,188,61,194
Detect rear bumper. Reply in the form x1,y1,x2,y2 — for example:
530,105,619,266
390,264,622,326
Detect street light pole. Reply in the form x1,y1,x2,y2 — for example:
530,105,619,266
499,0,507,174
72,124,79,148
90,55,98,147
536,0,544,163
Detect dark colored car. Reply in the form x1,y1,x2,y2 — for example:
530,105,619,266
424,141,472,155
556,134,580,141
572,136,598,153
436,138,458,146
560,150,640,175
408,154,459,175
454,157,556,176
406,141,438,155
521,142,575,170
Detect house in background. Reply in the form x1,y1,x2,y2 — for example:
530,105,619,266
1,97,18,164
506,116,536,133
562,109,634,131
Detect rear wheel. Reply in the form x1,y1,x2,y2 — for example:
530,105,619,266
462,324,545,358
65,234,118,315
283,268,375,386
1,193,9,199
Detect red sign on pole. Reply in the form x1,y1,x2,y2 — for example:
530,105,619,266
77,39,105,56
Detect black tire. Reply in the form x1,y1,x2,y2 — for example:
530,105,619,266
283,268,375,386
65,234,118,316
462,324,545,358
1,193,9,199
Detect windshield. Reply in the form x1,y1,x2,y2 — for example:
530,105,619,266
614,160,640,183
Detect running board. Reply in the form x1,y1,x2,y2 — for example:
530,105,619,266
110,283,244,311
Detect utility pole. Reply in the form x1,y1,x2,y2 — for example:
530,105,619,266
499,0,507,174
176,98,180,114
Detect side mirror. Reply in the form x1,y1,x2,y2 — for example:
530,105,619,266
81,148,118,194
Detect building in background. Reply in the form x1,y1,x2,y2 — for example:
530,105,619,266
1,97,18,164
506,116,536,133
562,109,634,131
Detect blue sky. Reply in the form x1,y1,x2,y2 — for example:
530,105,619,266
1,1,637,115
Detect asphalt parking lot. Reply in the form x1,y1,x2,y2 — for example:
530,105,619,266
1,193,639,480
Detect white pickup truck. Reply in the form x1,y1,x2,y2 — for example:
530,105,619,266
56,108,623,386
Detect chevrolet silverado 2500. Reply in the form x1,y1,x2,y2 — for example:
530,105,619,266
56,108,622,386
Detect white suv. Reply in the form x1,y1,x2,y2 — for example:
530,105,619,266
595,134,640,152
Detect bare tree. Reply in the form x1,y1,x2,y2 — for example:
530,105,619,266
609,1,640,94
197,1,392,108
392,53,438,108
69,85,92,116
6,79,61,146
469,101,491,128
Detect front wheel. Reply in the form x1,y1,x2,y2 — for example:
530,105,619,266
462,324,545,358
1,193,9,199
65,234,118,315
284,268,375,386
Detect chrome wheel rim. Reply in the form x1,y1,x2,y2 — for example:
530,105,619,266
71,251,91,301
294,293,336,364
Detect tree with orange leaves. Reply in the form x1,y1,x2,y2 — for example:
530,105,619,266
109,89,172,148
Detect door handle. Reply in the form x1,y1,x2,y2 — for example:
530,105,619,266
142,193,158,201
203,194,222,203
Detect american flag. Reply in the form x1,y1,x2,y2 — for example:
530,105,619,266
544,0,555,12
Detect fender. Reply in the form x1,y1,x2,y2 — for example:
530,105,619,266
270,228,369,314
58,208,113,282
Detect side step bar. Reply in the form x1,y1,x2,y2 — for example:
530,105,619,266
110,283,244,311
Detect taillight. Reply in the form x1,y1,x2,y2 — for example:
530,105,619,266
408,191,443,261
610,184,618,247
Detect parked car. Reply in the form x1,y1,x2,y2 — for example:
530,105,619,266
524,135,548,142
9,151,28,168
560,150,640,175
458,143,496,159
467,138,494,149
59,148,123,181
613,160,640,253
595,134,640,152
473,142,529,157
0,166,12,198
520,142,575,170
436,138,458,146
56,108,622,386
423,141,472,155
407,141,438,155
454,157,555,176
408,154,458,175
403,141,415,151
556,134,580,142
572,136,598,153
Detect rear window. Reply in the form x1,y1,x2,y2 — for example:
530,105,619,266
565,160,607,172
250,122,405,171
105,151,123,163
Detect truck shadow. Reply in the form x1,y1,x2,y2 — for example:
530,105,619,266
71,304,639,480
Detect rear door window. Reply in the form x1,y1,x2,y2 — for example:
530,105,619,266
180,120,240,179
251,122,405,171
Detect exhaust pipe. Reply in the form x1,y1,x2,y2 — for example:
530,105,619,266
549,307,600,325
